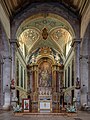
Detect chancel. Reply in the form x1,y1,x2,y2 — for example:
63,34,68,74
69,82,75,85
0,0,90,114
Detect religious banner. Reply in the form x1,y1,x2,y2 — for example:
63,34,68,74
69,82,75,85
22,98,30,112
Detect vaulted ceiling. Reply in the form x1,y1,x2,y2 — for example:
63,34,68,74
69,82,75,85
1,0,89,19
18,14,72,61
0,0,89,61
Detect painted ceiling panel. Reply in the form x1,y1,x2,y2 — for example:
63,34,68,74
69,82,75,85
19,28,40,50
18,16,72,57
21,17,65,31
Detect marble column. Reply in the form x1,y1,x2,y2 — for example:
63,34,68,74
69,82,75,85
52,64,57,92
80,56,88,105
31,64,38,112
56,66,59,92
3,56,12,110
33,64,38,92
29,71,32,92
29,65,35,93
32,70,35,92
72,38,81,108
88,58,90,106
0,58,4,107
10,40,19,106
80,38,89,106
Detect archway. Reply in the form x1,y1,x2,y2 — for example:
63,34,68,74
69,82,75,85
12,3,79,113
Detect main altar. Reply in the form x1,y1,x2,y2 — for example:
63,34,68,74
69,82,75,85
27,47,64,112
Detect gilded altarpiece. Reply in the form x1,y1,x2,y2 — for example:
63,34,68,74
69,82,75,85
27,47,64,112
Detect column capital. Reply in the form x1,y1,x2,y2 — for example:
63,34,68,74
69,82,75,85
71,38,81,47
9,39,20,48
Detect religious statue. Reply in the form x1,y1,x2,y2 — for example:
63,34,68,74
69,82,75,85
31,55,36,63
55,53,60,63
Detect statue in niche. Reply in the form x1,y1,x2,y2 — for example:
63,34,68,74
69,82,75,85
55,53,60,64
39,61,52,87
31,55,36,63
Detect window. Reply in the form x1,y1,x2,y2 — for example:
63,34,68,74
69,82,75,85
19,42,27,57
66,40,72,56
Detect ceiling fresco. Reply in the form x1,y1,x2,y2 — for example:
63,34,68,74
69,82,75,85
18,15,72,60
21,17,64,31
50,28,72,51
19,28,41,50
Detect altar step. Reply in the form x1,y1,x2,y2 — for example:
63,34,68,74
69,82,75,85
14,112,68,116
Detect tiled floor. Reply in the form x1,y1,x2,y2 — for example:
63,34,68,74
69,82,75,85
0,111,90,120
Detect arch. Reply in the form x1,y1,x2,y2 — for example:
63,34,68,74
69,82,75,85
16,13,75,39
11,3,80,40
37,55,55,65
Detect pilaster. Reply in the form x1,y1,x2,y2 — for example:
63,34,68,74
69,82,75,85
10,39,19,106
52,64,57,92
72,38,81,108
2,56,12,110
33,64,38,92
88,38,90,94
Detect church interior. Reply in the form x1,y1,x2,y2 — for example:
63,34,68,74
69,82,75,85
0,0,90,113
